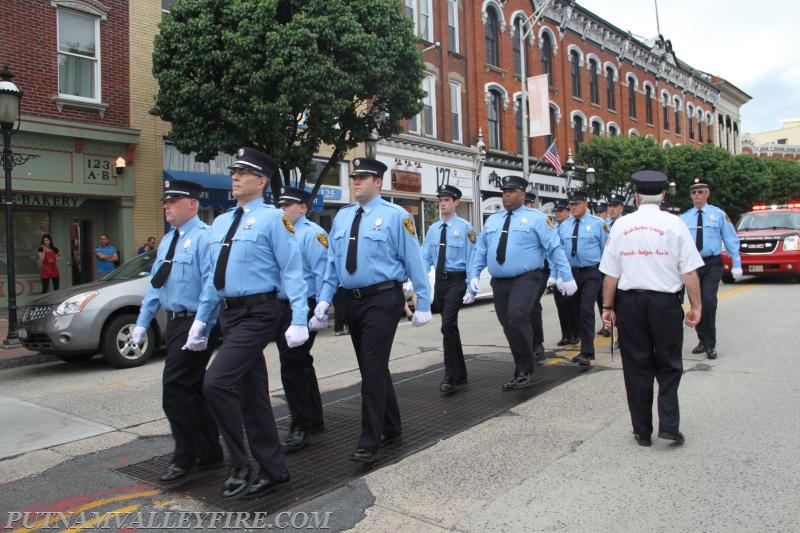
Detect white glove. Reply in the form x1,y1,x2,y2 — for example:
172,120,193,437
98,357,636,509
130,326,147,345
406,281,414,293
546,277,556,289
308,315,329,332
181,319,208,351
462,291,476,305
731,267,743,281
562,279,578,296
555,278,565,294
411,310,432,327
285,324,310,348
314,301,330,321
469,278,481,293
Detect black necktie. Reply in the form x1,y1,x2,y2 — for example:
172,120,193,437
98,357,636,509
346,207,364,274
695,209,703,252
213,207,244,290
436,223,447,276
571,218,580,257
150,230,180,288
496,212,512,264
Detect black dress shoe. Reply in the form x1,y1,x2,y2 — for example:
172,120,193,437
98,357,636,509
439,376,467,395
159,463,191,483
350,448,376,464
658,431,685,443
241,469,290,499
691,342,706,354
501,373,533,391
568,337,580,344
221,466,251,500
380,433,402,448
571,353,595,365
634,434,652,447
533,343,545,362
196,455,224,471
283,428,311,453
556,338,571,346
706,348,718,359
597,327,611,337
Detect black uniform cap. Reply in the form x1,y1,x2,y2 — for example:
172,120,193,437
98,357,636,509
229,147,279,179
631,170,668,195
163,179,202,201
524,191,537,203
277,187,311,205
437,184,462,199
500,175,528,191
594,202,608,212
689,176,713,190
350,157,388,178
608,193,624,206
554,199,570,211
568,190,589,203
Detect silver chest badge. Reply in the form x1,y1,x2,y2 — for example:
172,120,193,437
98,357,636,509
374,217,383,227
586,225,592,232
182,238,191,251
520,217,528,225
453,230,461,238
245,217,256,229
709,214,716,222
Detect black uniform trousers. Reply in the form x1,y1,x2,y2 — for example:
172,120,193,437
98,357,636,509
566,267,602,355
695,255,723,349
553,289,576,340
276,298,324,433
341,285,405,453
530,265,549,345
203,300,288,479
162,315,222,468
616,290,684,437
595,272,606,318
491,270,541,376
432,275,468,380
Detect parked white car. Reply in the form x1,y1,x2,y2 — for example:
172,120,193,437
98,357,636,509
404,267,493,308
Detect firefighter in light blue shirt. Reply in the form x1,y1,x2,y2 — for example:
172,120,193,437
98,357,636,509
131,179,221,484
312,157,431,465
679,176,742,359
421,185,475,395
470,175,575,391
556,190,608,365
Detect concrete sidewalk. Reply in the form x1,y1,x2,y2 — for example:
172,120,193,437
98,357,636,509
0,319,56,370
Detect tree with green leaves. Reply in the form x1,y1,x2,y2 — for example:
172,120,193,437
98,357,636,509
151,0,425,201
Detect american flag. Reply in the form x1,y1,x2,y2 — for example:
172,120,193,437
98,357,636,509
543,142,563,176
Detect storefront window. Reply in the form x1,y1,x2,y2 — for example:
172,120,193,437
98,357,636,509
0,210,51,278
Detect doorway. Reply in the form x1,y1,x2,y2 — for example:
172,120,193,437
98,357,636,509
68,219,93,285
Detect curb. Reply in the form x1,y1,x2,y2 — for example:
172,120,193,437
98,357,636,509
0,352,58,371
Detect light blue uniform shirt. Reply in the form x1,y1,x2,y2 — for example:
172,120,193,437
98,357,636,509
470,205,574,282
197,198,308,325
556,213,609,268
680,204,741,268
137,215,218,328
280,215,328,301
421,214,475,284
319,195,431,312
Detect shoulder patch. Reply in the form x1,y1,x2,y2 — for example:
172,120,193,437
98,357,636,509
603,223,610,233
316,233,329,249
281,214,296,234
546,217,555,229
403,217,416,237
467,229,476,244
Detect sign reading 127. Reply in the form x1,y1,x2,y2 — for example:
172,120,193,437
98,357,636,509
85,158,113,181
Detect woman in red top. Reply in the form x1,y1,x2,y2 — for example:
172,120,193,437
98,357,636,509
37,234,62,293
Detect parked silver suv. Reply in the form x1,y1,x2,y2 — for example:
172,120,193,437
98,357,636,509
18,250,166,368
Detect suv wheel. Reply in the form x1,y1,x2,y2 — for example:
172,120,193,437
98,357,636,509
102,314,154,368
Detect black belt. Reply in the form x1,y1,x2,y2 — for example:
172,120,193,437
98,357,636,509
436,271,467,281
221,291,278,309
166,310,195,320
571,264,599,273
344,280,402,299
621,289,680,296
702,254,721,261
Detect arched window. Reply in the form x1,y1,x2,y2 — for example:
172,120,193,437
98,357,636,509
605,66,616,111
674,97,681,134
591,119,602,136
516,96,524,153
662,93,670,130
572,115,584,155
608,124,618,137
488,89,502,149
645,84,653,124
570,50,582,98
541,32,553,87
707,114,713,144
485,7,500,66
513,18,524,76
589,59,599,104
627,75,637,118
546,105,557,147
687,104,695,139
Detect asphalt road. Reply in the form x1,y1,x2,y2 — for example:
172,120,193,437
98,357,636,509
0,277,798,531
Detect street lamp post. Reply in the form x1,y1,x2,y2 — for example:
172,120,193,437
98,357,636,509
0,65,22,347
564,149,575,194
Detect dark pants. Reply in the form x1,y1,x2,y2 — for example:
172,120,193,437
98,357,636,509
163,316,221,467
41,277,60,293
616,290,684,437
433,276,468,380
491,270,541,376
341,285,405,453
596,272,606,319
553,289,576,340
567,267,601,355
530,266,549,345
203,300,288,478
333,289,348,333
695,255,723,349
276,299,324,432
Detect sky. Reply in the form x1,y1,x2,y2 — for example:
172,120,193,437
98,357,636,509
575,0,800,134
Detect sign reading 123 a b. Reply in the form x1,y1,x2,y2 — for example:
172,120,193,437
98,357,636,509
84,158,117,183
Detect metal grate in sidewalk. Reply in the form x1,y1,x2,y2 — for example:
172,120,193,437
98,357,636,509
116,356,583,513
